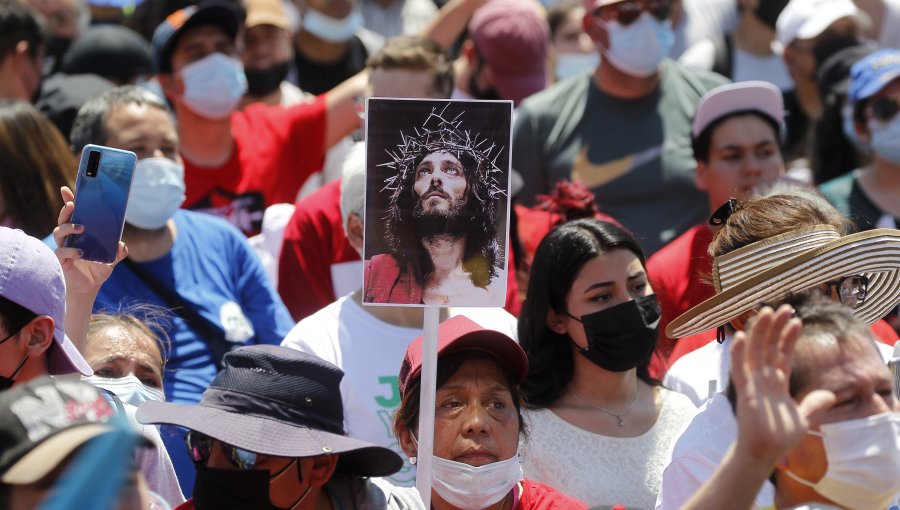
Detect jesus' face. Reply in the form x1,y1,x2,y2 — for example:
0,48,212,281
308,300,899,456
413,151,469,215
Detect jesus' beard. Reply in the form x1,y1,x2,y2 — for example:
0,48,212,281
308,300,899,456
412,196,471,241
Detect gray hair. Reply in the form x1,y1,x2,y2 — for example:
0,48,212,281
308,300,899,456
340,142,367,237
69,85,169,153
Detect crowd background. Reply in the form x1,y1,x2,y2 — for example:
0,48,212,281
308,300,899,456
1,0,900,508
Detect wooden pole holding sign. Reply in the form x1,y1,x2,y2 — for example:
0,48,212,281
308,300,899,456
415,306,441,509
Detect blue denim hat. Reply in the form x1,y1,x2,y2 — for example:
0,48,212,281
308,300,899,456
0,227,91,376
849,48,900,104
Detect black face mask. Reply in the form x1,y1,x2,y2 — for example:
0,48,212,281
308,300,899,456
754,0,789,29
245,61,290,98
0,328,28,391
193,460,309,510
570,294,660,372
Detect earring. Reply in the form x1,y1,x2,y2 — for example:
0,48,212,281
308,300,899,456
409,456,417,465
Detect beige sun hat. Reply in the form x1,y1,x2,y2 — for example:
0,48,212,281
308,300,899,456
667,226,900,339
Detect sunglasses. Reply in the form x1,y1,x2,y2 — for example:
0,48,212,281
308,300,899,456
592,0,671,26
806,275,869,309
870,96,900,123
186,431,259,470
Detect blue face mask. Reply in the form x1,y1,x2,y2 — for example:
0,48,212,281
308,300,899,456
841,103,870,154
869,115,900,165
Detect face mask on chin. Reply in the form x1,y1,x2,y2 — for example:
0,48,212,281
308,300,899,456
81,374,165,407
599,12,674,78
0,327,28,391
431,455,523,510
784,411,900,510
301,8,363,43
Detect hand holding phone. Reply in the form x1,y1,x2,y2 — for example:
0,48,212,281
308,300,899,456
63,145,136,264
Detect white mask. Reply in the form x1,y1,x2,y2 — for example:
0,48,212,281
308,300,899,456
554,52,600,81
301,8,363,43
180,53,247,120
126,157,186,230
431,455,523,509
599,12,674,78
83,374,166,407
784,411,900,510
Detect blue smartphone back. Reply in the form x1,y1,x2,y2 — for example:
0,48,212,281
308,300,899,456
64,145,137,264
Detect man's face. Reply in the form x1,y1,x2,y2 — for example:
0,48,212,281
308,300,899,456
786,17,859,80
242,24,292,71
371,68,441,99
170,25,238,74
413,151,468,215
777,333,899,505
103,103,180,163
206,439,312,508
695,114,784,211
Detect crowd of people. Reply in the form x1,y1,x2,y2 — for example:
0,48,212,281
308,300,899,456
1,0,900,508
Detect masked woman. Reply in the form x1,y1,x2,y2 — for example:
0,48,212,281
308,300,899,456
393,315,587,510
516,219,697,508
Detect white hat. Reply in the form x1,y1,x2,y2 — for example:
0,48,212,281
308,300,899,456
692,81,784,138
776,0,859,47
667,227,900,339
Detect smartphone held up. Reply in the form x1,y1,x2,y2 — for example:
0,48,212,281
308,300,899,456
63,145,136,264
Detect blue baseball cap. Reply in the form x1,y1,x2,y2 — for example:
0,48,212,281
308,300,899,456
151,0,243,74
848,48,900,103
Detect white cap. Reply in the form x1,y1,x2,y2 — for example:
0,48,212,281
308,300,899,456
776,0,859,47
692,81,784,138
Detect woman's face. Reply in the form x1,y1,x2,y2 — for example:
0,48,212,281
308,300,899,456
432,357,520,467
558,249,653,348
84,325,164,389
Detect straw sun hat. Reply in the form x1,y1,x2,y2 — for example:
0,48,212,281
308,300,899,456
667,226,900,339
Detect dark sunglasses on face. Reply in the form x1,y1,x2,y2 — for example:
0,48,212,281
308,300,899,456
592,0,671,26
870,96,900,123
807,275,869,309
186,431,259,470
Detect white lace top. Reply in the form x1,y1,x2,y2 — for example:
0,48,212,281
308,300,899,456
520,389,697,509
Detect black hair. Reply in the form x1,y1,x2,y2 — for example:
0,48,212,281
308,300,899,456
0,295,38,337
811,92,863,184
70,85,169,153
691,110,781,164
518,219,660,408
0,0,43,61
393,351,527,439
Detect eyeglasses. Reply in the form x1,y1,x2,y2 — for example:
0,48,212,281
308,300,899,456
185,431,259,470
592,0,671,26
806,275,869,309
870,96,900,123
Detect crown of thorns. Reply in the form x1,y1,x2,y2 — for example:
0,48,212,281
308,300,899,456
379,104,507,200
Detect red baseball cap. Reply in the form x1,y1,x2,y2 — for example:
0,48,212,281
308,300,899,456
398,315,529,399
468,0,549,105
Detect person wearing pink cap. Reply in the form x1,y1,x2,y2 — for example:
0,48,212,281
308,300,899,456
392,315,587,510
0,226,95,390
647,80,787,376
512,0,728,256
449,0,550,105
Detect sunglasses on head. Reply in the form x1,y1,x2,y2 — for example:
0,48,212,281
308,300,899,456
186,431,259,470
593,0,671,26
870,96,900,123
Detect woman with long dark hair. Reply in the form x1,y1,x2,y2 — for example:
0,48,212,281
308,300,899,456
517,219,696,508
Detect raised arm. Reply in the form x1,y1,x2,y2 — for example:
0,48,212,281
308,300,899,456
53,186,128,351
680,305,836,510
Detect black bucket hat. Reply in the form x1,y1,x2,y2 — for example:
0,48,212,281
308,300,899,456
137,345,403,477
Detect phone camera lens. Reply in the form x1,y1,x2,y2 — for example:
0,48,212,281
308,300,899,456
86,151,101,177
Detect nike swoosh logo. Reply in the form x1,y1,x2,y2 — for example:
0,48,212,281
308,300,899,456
572,144,665,188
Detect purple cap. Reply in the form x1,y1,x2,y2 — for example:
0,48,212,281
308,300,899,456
469,0,549,105
0,228,91,376
848,48,900,103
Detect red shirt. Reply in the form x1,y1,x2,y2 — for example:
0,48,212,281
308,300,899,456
182,96,327,235
646,224,716,377
517,479,588,510
278,179,359,321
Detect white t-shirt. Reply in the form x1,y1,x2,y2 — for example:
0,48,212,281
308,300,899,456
519,389,698,509
280,293,518,487
670,0,738,58
665,335,895,407
878,0,900,49
678,38,794,91
655,392,775,510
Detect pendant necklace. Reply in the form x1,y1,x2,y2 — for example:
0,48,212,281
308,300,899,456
571,382,641,427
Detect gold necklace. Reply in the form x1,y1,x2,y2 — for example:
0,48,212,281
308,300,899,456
571,382,641,427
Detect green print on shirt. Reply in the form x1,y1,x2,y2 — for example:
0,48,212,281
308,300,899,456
375,376,401,407
375,375,416,485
